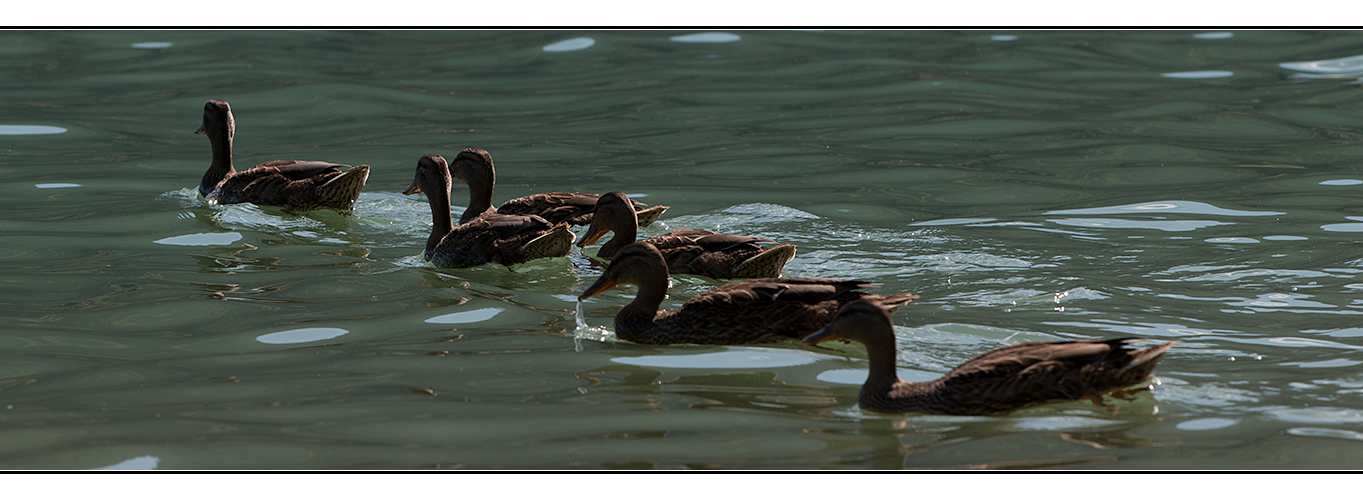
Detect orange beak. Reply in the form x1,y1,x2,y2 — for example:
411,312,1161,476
195,125,206,135
801,323,842,345
579,274,620,301
576,224,610,247
403,183,423,196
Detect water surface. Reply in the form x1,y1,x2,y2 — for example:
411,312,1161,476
3,30,1363,469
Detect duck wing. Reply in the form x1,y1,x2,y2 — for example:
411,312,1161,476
644,229,781,278
929,338,1174,407
655,278,874,343
497,192,600,225
250,160,345,179
430,214,568,267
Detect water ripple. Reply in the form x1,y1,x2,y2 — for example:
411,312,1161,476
1047,200,1281,217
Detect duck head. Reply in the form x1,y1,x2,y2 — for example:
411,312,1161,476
579,242,669,301
195,99,234,141
802,298,895,346
577,191,637,247
404,154,452,197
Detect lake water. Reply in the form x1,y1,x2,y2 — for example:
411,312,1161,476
4,30,1363,469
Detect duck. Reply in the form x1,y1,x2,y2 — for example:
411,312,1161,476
406,148,668,227
403,154,573,268
195,99,369,214
802,298,1178,415
578,242,917,345
577,191,796,279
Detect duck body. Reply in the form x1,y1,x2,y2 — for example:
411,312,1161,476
804,299,1177,415
578,192,796,279
434,148,668,227
579,242,915,345
196,100,369,213
405,154,572,268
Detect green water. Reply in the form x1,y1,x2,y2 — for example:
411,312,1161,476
4,30,1363,469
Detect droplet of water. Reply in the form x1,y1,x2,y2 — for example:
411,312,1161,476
575,300,587,330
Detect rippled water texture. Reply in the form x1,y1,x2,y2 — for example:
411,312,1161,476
4,30,1363,469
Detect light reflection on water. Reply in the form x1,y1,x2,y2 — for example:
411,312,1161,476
5,30,1363,469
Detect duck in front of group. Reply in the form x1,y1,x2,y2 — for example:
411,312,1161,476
195,99,369,214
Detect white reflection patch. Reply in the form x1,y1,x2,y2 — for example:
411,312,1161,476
92,455,160,470
0,124,67,135
1176,417,1238,430
1049,218,1232,232
132,42,173,49
816,367,938,384
671,32,741,43
1322,223,1363,232
543,37,595,52
1162,70,1233,79
1319,179,1363,186
153,232,243,246
255,327,348,344
36,183,81,189
1280,53,1363,73
909,218,996,226
1286,427,1363,441
1280,358,1363,368
1194,32,1233,40
1267,407,1363,424
425,307,504,324
612,347,818,369
1263,235,1308,241
1048,200,1280,217
1011,416,1121,431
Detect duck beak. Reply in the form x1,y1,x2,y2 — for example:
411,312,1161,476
195,125,206,135
576,224,610,247
579,274,620,301
402,182,423,196
801,323,841,345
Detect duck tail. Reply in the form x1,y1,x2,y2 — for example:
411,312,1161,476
317,164,370,209
877,292,919,313
520,223,574,261
733,242,797,278
1117,340,1178,376
634,204,670,228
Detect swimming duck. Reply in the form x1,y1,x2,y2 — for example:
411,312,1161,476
578,242,917,345
407,148,668,226
195,99,369,214
803,299,1177,415
403,154,573,268
577,191,796,279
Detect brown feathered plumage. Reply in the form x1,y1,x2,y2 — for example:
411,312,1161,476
577,191,796,279
407,148,667,226
195,100,368,213
804,299,1178,415
578,242,916,345
404,154,572,268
